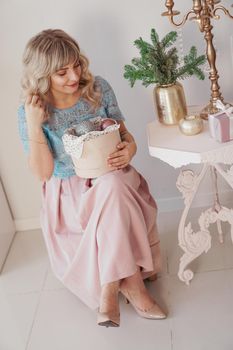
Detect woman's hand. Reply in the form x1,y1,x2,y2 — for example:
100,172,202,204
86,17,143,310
107,141,136,170
25,94,48,132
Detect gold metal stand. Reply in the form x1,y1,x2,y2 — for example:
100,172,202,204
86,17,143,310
162,0,233,119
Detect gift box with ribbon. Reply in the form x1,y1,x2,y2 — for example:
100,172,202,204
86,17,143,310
208,100,233,142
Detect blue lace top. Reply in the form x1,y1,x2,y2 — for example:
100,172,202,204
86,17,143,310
18,76,125,179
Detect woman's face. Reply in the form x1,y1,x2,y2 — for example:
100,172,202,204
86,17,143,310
50,61,81,96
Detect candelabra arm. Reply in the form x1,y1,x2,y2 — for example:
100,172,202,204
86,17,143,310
165,10,195,27
213,5,233,20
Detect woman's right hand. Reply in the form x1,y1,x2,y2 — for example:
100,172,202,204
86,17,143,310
25,94,48,132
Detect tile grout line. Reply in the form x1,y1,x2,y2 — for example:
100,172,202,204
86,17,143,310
0,232,19,274
4,285,65,296
170,329,174,350
166,253,169,275
6,290,43,296
165,275,173,350
196,266,233,274
149,263,233,280
166,265,233,279
24,265,49,350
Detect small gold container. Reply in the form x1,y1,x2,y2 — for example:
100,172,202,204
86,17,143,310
179,115,204,136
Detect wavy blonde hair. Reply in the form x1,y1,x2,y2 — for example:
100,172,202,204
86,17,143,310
21,29,101,109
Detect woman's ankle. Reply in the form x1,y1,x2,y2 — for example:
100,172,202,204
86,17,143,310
101,280,120,294
120,268,146,292
99,281,120,313
120,270,156,310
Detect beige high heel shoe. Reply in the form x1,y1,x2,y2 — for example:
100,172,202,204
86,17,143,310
97,281,120,327
97,310,120,327
121,288,167,320
146,273,158,282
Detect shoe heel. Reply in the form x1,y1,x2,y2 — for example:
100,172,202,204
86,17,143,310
146,273,157,282
97,310,120,327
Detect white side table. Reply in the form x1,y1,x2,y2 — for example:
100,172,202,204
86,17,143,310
147,116,233,285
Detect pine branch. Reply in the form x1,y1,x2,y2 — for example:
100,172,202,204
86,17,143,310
124,28,206,87
192,67,205,80
173,56,206,81
161,31,177,49
150,28,159,47
124,64,157,87
134,38,153,56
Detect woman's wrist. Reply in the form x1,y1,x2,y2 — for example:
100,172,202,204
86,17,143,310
28,124,43,135
129,140,137,158
28,126,46,143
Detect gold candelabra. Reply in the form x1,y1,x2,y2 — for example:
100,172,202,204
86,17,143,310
162,0,233,119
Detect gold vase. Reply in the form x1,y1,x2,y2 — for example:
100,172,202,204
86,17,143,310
153,82,188,125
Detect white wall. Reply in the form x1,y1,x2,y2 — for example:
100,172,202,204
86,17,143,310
1,0,233,229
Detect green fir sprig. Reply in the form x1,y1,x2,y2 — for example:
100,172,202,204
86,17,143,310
124,29,206,87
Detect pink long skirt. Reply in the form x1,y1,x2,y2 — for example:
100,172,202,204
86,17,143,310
40,165,161,309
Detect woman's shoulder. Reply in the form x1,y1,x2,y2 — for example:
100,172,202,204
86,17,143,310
94,75,112,92
94,75,106,85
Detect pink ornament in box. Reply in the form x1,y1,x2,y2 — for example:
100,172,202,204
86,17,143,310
208,100,233,143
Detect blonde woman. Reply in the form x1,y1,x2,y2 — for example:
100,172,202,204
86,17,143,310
18,29,167,327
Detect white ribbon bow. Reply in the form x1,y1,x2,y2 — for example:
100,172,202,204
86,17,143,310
215,100,233,117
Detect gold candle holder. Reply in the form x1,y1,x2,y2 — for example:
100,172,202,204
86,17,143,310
162,0,233,119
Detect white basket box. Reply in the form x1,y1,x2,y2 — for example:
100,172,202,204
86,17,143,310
62,121,121,178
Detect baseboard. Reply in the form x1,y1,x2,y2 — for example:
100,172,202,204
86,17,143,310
157,189,233,213
14,189,233,231
14,217,41,232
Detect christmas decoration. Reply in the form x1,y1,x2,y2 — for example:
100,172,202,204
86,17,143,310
124,28,206,125
162,0,233,119
62,122,121,178
101,118,116,130
124,28,206,87
74,120,100,136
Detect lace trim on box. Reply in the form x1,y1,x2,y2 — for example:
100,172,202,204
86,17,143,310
62,118,120,159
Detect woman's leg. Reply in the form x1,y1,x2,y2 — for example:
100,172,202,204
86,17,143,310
99,280,120,314
98,280,120,327
120,267,155,310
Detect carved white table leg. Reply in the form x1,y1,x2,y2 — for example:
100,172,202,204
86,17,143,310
214,164,233,244
214,164,233,190
176,163,233,285
217,219,224,244
147,120,233,286
211,166,224,244
176,164,211,284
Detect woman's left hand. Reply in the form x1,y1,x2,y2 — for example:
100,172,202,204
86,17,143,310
107,141,136,170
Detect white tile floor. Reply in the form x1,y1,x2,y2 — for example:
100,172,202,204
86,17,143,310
1,209,233,350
